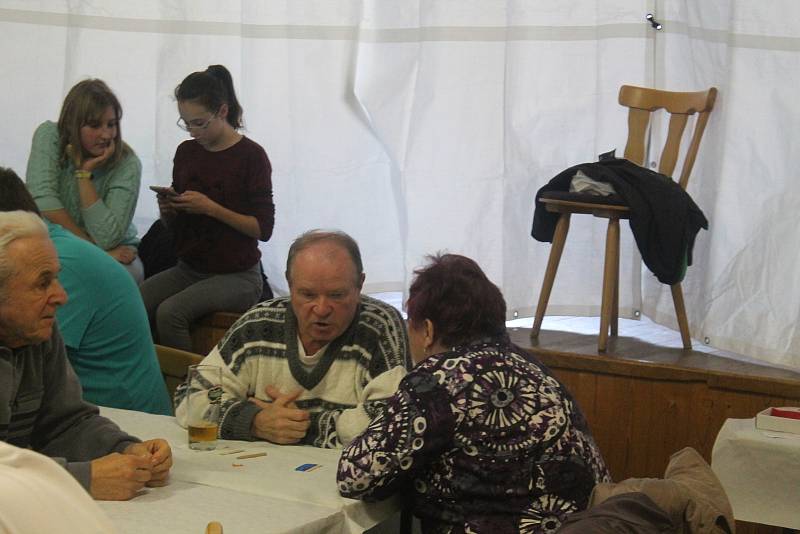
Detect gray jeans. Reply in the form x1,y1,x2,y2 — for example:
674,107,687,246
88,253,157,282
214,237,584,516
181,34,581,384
140,260,262,352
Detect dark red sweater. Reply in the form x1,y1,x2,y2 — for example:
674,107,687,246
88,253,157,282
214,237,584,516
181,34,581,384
171,136,274,273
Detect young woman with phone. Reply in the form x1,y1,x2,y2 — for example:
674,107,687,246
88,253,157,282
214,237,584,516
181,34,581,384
139,65,274,352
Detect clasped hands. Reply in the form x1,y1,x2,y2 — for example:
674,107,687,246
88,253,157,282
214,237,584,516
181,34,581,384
90,438,173,501
249,385,310,444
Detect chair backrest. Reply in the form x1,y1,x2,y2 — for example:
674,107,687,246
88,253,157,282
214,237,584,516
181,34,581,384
155,344,204,402
618,85,718,190
205,521,223,534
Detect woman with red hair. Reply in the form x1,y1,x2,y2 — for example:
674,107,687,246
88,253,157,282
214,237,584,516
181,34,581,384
338,254,609,533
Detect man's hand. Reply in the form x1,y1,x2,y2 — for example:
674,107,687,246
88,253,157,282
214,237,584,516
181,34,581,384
124,439,173,486
89,452,152,501
249,387,310,444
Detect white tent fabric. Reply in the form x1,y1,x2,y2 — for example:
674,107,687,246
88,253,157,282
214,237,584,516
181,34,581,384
643,2,800,368
0,1,797,369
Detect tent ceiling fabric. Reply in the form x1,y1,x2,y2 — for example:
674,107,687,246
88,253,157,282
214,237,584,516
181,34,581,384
0,1,797,369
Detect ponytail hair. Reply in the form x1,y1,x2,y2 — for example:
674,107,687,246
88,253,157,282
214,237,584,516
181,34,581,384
174,65,243,129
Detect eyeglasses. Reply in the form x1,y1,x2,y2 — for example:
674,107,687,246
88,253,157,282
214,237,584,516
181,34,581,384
176,111,218,132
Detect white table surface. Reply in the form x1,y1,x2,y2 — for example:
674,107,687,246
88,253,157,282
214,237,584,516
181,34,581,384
98,407,398,534
98,480,344,534
711,417,800,530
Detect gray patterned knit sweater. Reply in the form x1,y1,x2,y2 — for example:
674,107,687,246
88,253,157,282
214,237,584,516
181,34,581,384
175,295,410,448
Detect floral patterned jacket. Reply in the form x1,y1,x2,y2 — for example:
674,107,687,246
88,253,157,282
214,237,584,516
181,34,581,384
337,335,610,533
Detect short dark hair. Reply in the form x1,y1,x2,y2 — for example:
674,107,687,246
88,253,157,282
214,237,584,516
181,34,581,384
0,167,40,215
175,65,243,129
285,229,363,288
406,253,506,347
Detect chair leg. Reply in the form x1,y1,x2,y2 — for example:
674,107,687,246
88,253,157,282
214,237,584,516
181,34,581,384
532,214,571,339
599,219,620,352
670,283,692,349
610,230,620,337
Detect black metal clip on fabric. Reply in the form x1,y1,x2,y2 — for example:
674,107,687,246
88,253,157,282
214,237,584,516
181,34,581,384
646,13,663,30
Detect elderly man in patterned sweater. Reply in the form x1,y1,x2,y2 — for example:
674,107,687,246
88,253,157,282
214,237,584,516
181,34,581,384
176,230,410,448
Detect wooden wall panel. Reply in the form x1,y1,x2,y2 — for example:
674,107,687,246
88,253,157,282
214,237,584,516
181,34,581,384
592,373,634,480
735,521,786,534
544,362,800,482
543,360,800,534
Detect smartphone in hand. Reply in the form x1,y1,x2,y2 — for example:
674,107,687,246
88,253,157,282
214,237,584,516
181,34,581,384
149,185,177,197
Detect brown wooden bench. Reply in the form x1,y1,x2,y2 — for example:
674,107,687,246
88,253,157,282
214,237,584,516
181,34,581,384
189,312,242,355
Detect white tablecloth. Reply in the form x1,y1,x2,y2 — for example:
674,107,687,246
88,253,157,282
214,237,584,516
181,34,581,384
711,417,800,530
99,480,344,534
97,407,399,534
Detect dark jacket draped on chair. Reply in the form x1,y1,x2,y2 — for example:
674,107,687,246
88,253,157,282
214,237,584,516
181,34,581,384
531,157,708,285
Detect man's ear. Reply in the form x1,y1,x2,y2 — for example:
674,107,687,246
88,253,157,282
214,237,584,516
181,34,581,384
218,102,229,119
285,270,291,287
357,272,365,291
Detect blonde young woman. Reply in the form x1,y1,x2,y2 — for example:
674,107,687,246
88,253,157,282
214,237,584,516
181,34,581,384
26,79,144,282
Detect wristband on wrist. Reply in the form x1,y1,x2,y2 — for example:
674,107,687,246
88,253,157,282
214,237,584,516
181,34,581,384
74,170,92,180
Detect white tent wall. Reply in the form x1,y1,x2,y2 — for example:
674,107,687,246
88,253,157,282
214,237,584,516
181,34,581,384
0,1,797,369
641,1,800,368
0,1,407,293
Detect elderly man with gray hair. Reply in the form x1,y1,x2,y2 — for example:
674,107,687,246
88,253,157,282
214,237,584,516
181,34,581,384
176,229,410,448
0,200,172,501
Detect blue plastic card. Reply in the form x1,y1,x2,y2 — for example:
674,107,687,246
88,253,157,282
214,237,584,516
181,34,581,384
295,463,320,472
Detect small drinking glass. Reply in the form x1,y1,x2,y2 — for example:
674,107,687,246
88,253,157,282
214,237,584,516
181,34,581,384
185,364,223,451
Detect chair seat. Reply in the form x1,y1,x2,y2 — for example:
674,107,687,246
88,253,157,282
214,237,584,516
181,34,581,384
539,192,631,218
540,190,627,206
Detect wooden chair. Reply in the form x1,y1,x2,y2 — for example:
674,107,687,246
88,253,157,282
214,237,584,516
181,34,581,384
155,344,204,402
531,85,718,351
205,522,223,534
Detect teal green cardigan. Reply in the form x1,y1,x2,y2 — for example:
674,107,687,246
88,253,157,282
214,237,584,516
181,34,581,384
25,121,141,249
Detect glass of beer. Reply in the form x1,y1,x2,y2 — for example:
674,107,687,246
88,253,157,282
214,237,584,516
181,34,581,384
186,364,223,451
